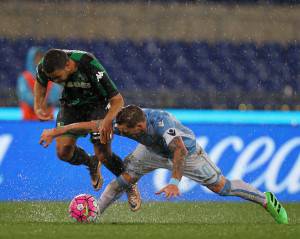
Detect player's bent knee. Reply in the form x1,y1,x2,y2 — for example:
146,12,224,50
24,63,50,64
95,153,106,163
56,145,74,161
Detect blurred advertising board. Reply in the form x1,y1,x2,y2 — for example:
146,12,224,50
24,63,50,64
0,118,299,201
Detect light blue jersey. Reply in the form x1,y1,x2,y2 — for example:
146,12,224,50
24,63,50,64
114,109,197,158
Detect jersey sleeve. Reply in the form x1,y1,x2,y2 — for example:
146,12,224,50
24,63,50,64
155,113,180,146
36,63,49,87
79,53,119,99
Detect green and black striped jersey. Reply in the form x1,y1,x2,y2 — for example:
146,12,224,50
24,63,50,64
36,50,119,107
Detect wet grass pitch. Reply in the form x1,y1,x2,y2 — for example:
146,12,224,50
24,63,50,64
0,202,299,239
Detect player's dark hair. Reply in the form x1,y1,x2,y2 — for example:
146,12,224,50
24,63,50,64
116,105,146,128
42,49,68,74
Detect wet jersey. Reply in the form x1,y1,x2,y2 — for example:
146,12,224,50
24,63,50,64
36,50,119,107
114,109,197,158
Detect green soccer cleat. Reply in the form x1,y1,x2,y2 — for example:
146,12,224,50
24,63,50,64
265,192,288,224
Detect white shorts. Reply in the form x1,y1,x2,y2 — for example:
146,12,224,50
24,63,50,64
124,144,221,186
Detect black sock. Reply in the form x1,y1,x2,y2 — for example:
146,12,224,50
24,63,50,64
102,153,125,176
68,146,92,166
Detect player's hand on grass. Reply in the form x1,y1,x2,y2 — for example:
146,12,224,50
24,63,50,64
98,118,113,144
35,108,54,121
156,184,180,199
39,129,55,148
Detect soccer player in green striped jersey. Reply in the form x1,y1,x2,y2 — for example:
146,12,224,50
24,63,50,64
34,49,141,211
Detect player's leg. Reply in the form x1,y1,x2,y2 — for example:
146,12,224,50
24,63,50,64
55,135,101,190
98,147,145,214
184,149,264,205
98,172,141,214
56,106,100,190
92,137,141,211
93,141,141,211
184,148,288,224
55,135,78,164
207,176,288,224
92,139,124,176
98,144,162,214
208,176,266,205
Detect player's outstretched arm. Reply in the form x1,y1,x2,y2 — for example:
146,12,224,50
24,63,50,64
156,136,188,198
39,120,102,148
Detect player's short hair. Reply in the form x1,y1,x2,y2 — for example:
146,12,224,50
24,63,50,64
42,49,68,74
116,105,146,128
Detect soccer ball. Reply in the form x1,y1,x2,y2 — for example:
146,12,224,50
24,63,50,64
69,194,99,223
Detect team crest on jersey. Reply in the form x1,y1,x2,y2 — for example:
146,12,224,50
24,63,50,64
96,71,104,82
167,128,176,136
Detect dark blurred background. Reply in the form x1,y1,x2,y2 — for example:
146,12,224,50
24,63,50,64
0,0,300,110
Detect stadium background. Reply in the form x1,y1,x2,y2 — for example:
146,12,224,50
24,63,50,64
0,0,300,203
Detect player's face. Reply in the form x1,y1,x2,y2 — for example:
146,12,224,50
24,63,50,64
117,123,145,137
46,60,73,83
47,69,69,83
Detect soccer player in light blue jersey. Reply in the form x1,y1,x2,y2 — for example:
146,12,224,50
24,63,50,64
39,105,288,224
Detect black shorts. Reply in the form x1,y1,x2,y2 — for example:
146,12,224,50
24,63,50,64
56,104,108,138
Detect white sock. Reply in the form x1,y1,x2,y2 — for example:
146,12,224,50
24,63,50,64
98,180,125,214
221,179,266,207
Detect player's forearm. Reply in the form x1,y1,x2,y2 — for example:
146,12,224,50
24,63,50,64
105,93,124,121
171,148,187,180
33,81,47,111
168,137,188,181
60,121,100,135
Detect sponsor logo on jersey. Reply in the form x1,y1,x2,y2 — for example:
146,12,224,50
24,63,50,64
158,120,164,127
65,82,91,88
